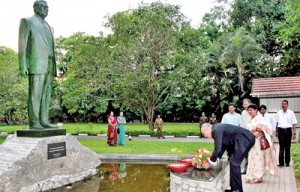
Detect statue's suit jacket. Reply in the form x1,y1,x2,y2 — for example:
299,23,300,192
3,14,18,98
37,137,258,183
18,14,57,77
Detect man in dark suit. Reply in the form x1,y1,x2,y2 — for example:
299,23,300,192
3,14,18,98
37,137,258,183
18,0,57,129
201,123,255,192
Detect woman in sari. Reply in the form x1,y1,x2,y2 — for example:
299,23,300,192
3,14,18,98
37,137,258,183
108,163,119,185
245,104,278,183
117,112,126,146
118,163,127,183
107,111,118,146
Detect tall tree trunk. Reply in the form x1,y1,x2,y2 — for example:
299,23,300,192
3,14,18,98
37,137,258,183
141,115,144,124
145,107,155,130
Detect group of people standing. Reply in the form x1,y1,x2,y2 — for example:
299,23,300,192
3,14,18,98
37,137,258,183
201,99,297,192
106,113,166,145
199,112,218,128
107,111,126,146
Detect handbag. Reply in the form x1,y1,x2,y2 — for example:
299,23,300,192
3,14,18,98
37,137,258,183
260,132,270,150
117,128,120,134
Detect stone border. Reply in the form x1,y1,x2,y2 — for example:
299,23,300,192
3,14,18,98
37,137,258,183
170,160,230,192
139,135,151,137
98,153,194,161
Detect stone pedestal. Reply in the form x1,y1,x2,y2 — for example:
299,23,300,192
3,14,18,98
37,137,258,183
170,160,229,192
0,134,101,192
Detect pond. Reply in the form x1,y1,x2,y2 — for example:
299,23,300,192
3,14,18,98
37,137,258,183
48,160,227,192
49,160,171,192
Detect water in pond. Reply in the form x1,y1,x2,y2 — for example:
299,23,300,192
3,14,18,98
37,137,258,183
47,160,226,192
53,162,170,192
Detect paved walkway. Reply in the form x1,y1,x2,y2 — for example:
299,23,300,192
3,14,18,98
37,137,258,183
243,144,298,192
75,135,299,192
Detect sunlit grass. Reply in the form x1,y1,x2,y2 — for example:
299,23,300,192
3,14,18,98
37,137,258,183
0,137,6,145
0,136,213,155
78,139,213,155
292,143,300,180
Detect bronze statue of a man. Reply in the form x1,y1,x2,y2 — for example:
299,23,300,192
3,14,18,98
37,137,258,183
18,0,57,129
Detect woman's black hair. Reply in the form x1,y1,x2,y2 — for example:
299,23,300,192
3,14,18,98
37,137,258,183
248,103,258,110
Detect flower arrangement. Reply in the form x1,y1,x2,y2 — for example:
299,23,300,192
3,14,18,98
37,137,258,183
192,148,211,169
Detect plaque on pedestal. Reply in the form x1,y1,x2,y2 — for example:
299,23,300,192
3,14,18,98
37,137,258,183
48,142,67,159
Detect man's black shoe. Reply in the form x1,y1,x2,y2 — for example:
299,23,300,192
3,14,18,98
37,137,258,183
232,190,243,192
241,171,246,175
285,164,290,167
224,190,231,192
278,164,284,167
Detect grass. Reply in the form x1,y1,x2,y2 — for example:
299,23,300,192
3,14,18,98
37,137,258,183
291,132,300,182
78,139,214,154
0,136,213,155
292,144,300,178
0,123,201,136
0,137,5,144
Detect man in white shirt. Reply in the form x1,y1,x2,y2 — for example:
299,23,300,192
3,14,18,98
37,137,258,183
260,105,276,133
221,104,241,126
275,100,297,167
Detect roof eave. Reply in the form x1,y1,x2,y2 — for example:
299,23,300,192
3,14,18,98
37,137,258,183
251,92,300,98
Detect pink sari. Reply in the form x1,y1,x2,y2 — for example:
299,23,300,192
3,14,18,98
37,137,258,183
107,116,118,146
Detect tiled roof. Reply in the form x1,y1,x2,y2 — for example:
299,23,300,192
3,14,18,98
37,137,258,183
251,76,300,97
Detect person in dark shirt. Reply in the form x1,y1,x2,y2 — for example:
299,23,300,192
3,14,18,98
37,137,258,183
201,123,255,192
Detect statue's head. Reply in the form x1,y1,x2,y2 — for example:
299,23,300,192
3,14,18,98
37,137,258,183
33,0,48,19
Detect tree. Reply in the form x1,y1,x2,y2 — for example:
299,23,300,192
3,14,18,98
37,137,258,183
55,33,112,120
219,28,265,92
205,28,273,113
230,0,287,58
161,22,213,121
0,46,28,125
103,2,187,129
279,0,300,75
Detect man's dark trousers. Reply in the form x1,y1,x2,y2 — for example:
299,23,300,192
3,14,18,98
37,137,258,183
278,127,292,166
230,134,255,191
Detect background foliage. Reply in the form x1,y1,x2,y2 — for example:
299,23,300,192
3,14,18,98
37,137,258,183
1,0,299,126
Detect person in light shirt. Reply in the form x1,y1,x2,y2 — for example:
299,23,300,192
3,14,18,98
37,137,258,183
221,104,241,126
275,100,297,167
259,105,276,133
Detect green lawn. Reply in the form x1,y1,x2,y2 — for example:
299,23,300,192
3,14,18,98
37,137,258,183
292,143,300,180
0,136,213,155
0,137,5,145
0,123,200,136
78,139,213,154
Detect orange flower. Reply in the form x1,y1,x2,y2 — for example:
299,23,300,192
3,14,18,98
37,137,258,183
192,148,211,169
